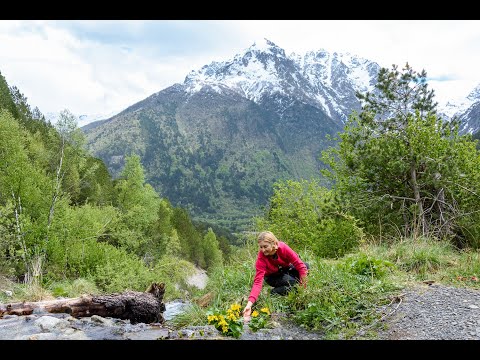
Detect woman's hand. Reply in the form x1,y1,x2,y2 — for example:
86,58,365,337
243,301,253,323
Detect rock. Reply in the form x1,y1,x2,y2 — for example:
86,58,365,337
186,267,208,289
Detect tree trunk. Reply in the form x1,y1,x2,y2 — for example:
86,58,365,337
0,282,166,325
410,160,425,236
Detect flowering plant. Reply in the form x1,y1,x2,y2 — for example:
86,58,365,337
248,306,271,332
207,303,244,338
207,304,272,337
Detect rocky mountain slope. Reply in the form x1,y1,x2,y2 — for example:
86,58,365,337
83,39,480,232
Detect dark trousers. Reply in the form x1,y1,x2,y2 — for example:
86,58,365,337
265,262,310,296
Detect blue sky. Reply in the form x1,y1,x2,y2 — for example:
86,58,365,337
1,20,479,121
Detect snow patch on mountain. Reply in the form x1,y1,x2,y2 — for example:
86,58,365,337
183,39,381,125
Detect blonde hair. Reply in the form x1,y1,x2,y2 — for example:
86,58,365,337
257,231,279,249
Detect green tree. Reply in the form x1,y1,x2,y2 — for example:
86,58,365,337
76,157,115,206
0,71,19,118
0,110,52,282
48,109,84,229
257,179,362,258
111,154,160,255
473,130,480,150
164,228,181,258
201,227,223,270
171,207,205,267
115,154,147,210
146,198,174,260
322,63,480,246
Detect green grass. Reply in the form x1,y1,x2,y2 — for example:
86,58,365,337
176,235,480,339
2,235,479,339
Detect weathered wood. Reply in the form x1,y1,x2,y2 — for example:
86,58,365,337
0,282,166,324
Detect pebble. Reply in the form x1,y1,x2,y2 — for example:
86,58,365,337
375,284,480,340
1,284,479,340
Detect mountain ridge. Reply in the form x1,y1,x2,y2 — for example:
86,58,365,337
82,39,480,232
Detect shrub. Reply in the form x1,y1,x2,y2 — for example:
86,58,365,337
313,214,363,258
342,253,394,278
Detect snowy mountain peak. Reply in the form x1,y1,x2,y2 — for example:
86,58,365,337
184,38,294,101
467,84,480,101
181,40,480,133
249,38,281,53
183,39,382,124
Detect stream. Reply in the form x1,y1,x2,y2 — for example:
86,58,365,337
0,299,195,340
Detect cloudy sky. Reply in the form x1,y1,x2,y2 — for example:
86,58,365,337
1,20,479,123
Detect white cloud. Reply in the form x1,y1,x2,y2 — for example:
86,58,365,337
1,20,479,120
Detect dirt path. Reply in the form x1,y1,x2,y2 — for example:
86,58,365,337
185,267,208,290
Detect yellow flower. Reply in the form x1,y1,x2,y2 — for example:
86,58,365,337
208,304,246,338
207,315,218,323
230,303,242,311
260,307,270,315
252,310,259,317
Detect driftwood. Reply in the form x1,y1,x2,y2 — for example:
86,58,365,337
0,282,166,324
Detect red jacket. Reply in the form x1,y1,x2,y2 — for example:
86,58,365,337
248,241,308,304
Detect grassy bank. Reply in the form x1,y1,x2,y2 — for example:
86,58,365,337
170,235,480,339
1,236,479,340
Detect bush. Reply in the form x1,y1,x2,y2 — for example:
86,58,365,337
457,212,480,250
257,179,364,259
342,253,394,278
313,214,363,258
92,243,154,293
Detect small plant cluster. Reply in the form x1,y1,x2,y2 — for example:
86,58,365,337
207,303,244,338
248,306,271,332
207,303,271,338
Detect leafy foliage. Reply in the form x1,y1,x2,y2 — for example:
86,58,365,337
322,63,480,247
0,71,224,295
201,228,223,271
248,306,271,332
257,179,363,258
342,253,394,278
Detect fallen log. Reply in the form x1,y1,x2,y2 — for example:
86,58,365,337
0,282,166,324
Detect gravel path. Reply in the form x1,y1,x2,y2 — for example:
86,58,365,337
1,282,479,340
370,283,480,340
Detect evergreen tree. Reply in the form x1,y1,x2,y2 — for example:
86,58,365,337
201,227,223,270
171,207,205,267
164,228,181,258
0,71,19,118
322,63,480,246
111,154,160,255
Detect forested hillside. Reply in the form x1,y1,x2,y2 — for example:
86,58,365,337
0,71,228,298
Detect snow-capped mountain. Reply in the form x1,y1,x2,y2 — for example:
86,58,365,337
182,38,480,134
80,38,479,135
82,39,383,231
436,84,480,133
183,38,380,126
456,85,480,134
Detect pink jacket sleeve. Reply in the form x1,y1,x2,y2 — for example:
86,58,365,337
248,256,266,304
281,242,308,279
